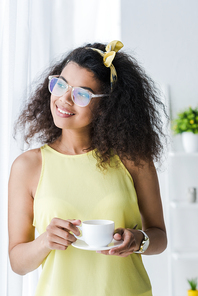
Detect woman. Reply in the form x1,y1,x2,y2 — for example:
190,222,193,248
8,40,167,296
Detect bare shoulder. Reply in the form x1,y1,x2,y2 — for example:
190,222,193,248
122,158,156,180
11,148,42,173
9,148,42,197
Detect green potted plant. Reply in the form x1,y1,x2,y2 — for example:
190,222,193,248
172,106,198,153
187,278,198,296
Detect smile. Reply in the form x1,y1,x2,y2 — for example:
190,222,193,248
57,107,74,115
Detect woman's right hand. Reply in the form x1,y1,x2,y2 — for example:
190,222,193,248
45,218,81,251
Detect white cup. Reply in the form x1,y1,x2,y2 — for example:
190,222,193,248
75,220,115,247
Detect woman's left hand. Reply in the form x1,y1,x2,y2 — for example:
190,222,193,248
97,228,144,257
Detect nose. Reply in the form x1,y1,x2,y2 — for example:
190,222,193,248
59,88,74,106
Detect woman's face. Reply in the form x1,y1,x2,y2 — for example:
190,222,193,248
50,62,101,132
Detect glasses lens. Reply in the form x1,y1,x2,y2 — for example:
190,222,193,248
49,77,67,96
72,87,91,107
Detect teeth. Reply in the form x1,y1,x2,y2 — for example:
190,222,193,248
58,107,74,115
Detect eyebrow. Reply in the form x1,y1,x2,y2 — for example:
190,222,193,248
59,75,95,94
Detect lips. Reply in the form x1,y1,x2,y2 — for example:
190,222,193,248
56,105,75,117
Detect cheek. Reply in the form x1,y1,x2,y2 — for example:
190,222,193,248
50,96,56,113
80,110,93,124
84,105,94,119
89,97,100,112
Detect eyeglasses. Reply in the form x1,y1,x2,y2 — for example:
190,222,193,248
48,75,108,107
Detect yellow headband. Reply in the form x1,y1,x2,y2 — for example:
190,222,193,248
89,40,124,88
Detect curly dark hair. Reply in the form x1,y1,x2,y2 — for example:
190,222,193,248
15,42,168,168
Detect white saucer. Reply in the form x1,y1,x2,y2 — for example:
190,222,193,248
72,239,123,251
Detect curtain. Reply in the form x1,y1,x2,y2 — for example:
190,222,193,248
0,0,121,295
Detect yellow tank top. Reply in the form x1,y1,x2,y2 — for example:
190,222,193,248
33,144,152,296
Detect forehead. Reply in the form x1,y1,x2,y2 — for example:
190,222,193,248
60,62,100,91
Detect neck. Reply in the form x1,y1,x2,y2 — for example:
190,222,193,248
51,128,92,155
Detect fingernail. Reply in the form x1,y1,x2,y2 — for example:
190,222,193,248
110,249,115,255
96,251,101,253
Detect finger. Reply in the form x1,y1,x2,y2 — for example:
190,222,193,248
48,242,68,251
50,218,81,236
57,228,78,243
97,229,137,256
96,250,110,255
65,219,81,236
96,240,125,256
97,249,132,257
67,219,81,226
48,233,72,246
113,251,132,257
109,232,135,255
113,233,122,241
46,230,69,249
47,228,77,246
114,228,124,236
46,222,74,242
113,241,135,254
98,230,131,255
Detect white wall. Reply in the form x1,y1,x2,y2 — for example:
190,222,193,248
121,0,198,114
121,1,198,296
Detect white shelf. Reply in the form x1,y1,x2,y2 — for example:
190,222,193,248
166,151,198,296
167,153,198,296
170,201,198,208
172,252,198,260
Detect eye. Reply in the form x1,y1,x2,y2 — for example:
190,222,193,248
78,89,90,99
57,80,66,90
72,87,91,106
50,78,67,96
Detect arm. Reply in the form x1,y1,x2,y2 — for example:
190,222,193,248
99,160,167,256
8,149,80,275
130,160,167,255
